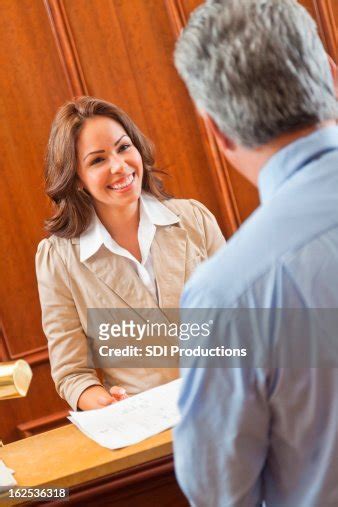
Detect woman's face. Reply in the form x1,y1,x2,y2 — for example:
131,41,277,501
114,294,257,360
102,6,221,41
76,116,143,211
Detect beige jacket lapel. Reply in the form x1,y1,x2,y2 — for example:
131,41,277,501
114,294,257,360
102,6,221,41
79,240,181,343
82,246,159,309
72,219,187,312
152,224,187,308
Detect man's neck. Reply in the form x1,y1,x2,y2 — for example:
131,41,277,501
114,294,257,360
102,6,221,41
239,121,336,187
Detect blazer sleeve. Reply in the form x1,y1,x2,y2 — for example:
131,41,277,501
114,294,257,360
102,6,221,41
35,238,102,410
189,199,226,256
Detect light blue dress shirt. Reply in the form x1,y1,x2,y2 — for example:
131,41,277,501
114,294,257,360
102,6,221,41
174,126,338,507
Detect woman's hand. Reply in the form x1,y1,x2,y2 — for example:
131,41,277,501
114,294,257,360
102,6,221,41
77,385,128,410
109,385,129,401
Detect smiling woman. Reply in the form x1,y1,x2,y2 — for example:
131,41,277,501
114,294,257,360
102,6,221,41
35,96,225,412
45,97,170,239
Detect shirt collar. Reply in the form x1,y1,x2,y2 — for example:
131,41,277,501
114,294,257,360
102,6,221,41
79,192,179,262
258,126,338,204
79,212,103,262
140,192,179,226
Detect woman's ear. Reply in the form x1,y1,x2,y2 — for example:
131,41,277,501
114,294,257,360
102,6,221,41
328,55,338,98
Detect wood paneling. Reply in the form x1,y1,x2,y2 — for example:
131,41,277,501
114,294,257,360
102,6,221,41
56,457,187,506
1,362,68,443
314,0,338,60
44,0,88,95
0,0,73,444
166,0,260,223
62,0,226,229
333,1,338,44
17,410,70,439
0,0,70,357
165,0,337,223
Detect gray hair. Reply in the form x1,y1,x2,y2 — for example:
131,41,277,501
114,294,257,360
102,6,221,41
174,0,338,148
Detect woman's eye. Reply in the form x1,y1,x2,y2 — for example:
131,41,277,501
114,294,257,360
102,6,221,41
90,156,104,165
118,143,131,153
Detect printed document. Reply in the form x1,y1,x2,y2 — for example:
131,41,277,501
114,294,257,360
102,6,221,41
68,378,182,449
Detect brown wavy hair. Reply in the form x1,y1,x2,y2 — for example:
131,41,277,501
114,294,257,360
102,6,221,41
45,96,171,238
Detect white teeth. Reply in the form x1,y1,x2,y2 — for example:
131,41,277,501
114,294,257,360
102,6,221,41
109,173,134,190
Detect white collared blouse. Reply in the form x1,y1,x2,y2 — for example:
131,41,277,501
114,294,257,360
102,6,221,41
79,192,180,302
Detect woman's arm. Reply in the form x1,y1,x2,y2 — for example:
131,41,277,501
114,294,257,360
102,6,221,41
35,238,127,410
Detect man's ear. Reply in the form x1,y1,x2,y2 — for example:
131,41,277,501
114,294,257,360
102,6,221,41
328,55,338,98
200,111,235,152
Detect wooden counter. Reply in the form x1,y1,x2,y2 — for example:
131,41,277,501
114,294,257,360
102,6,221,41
0,425,188,506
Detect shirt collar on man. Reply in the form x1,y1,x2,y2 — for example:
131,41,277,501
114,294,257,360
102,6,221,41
258,125,338,204
79,192,179,263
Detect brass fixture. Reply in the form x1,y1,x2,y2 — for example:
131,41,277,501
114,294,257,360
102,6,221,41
0,359,32,446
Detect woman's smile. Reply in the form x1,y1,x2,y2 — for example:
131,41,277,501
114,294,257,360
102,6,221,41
107,172,136,192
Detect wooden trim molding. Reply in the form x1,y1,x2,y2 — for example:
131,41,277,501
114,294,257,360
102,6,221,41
201,124,241,235
165,0,241,236
39,455,181,506
0,318,49,365
0,318,10,361
13,347,49,367
165,0,188,36
16,410,70,439
313,0,337,60
0,337,9,362
44,0,88,96
2,343,49,366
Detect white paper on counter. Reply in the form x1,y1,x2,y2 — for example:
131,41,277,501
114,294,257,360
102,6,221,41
0,459,17,491
68,378,182,450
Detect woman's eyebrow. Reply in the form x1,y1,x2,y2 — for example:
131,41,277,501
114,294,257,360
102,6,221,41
83,149,105,162
83,135,129,161
114,134,129,145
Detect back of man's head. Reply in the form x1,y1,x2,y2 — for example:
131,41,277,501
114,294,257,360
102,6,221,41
174,0,338,148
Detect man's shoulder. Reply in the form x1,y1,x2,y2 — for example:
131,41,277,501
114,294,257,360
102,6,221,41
183,190,338,307
183,205,276,306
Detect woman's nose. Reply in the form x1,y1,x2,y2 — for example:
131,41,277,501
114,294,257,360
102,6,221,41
109,155,126,173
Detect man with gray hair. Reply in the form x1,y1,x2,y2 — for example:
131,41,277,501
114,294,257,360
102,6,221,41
173,0,338,505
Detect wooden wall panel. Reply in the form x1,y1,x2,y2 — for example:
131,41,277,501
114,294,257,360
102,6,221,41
166,0,260,224
44,0,88,96
166,0,337,224
314,0,338,60
0,0,71,356
62,0,227,230
0,0,71,443
333,2,338,41
1,362,69,443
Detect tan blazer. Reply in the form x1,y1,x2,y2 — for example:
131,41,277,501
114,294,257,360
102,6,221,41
35,198,225,410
